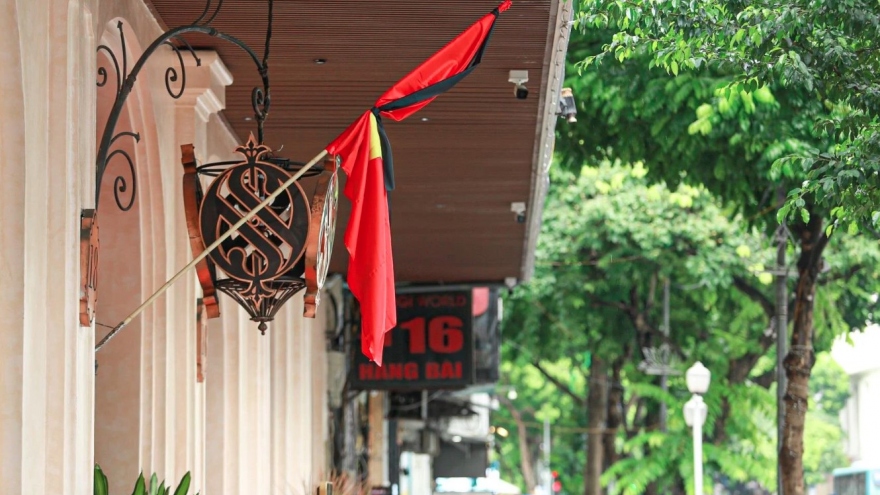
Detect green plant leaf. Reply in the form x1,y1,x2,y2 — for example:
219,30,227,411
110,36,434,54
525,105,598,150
94,464,109,495
174,472,192,495
132,473,147,495
150,474,159,495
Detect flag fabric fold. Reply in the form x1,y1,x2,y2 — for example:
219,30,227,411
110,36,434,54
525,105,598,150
326,0,511,365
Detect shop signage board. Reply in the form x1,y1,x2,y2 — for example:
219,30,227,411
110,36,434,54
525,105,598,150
352,290,474,390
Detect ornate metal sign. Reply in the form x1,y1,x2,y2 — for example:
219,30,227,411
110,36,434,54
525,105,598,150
303,155,339,318
86,0,278,350
178,133,339,334
197,135,311,333
79,210,100,326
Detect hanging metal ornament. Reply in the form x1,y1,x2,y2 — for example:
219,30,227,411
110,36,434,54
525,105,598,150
181,135,339,334
86,0,278,335
92,0,342,350
303,155,339,318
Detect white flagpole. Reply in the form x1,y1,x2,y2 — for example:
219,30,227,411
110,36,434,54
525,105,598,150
95,149,329,351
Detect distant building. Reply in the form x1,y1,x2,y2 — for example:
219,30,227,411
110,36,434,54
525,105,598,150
832,325,880,465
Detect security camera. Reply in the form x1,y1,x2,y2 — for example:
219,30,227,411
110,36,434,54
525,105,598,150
559,87,577,123
508,70,529,100
510,201,527,223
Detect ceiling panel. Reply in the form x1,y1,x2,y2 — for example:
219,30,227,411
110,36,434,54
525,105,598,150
147,0,556,284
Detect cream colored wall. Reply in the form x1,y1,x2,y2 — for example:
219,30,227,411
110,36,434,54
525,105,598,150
0,0,329,494
1,1,98,493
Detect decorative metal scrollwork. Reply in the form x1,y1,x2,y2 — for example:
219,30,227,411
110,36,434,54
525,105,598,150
93,1,274,214
86,0,274,336
182,138,339,333
88,0,335,341
197,135,310,333
162,38,201,99
105,131,140,211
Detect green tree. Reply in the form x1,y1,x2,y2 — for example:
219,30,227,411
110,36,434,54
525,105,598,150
500,159,878,494
559,8,880,493
492,357,588,495
809,352,850,418
802,414,847,488
574,0,880,228
502,163,783,495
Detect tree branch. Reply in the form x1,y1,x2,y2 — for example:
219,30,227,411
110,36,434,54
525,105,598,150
819,263,863,285
732,275,775,317
531,360,586,406
753,369,776,389
645,272,658,314
497,395,538,494
586,296,630,312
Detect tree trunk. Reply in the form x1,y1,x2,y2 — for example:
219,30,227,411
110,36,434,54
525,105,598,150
585,356,607,495
779,213,828,495
603,358,625,470
643,402,662,495
500,397,538,494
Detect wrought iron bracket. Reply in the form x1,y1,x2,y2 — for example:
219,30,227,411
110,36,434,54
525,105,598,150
86,0,276,330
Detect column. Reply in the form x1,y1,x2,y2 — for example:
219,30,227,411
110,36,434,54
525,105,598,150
0,0,97,493
204,299,273,495
170,49,232,487
270,296,316,493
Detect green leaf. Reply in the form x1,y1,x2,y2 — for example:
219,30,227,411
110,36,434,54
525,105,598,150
777,203,791,223
94,465,109,495
132,473,147,495
800,208,810,224
671,60,679,76
150,474,159,495
174,472,192,495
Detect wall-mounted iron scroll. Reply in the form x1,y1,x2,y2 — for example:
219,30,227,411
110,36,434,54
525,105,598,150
180,135,339,333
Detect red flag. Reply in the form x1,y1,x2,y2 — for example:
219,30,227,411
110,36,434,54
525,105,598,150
326,1,511,365
326,112,394,364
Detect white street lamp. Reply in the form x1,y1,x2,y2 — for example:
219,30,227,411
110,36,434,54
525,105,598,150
686,361,711,395
683,362,711,495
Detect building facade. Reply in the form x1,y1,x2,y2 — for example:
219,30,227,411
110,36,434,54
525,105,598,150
1,0,568,493
833,325,880,466
2,1,330,493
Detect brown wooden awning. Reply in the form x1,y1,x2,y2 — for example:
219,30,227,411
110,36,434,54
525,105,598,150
146,0,571,285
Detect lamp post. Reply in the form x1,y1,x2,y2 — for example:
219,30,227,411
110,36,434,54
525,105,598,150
683,362,711,495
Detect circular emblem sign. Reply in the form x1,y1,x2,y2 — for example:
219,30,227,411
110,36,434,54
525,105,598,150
199,139,310,303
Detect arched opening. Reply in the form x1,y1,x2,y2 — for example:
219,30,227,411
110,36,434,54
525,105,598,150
92,20,166,493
